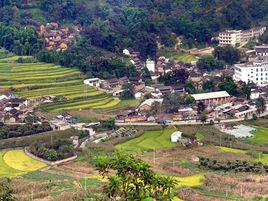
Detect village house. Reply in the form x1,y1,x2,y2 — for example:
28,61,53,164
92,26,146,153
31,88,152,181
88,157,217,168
192,91,231,106
173,108,197,121
171,131,182,142
84,78,102,88
38,22,79,51
139,99,163,111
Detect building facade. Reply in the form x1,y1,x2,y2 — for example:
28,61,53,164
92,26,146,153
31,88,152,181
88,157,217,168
234,59,268,86
218,30,242,46
255,45,268,57
192,91,231,106
219,27,266,46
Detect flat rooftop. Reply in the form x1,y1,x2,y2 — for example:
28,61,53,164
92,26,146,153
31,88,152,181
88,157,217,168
235,58,268,68
192,91,230,101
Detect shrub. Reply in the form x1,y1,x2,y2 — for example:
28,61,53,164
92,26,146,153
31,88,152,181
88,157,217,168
29,139,74,161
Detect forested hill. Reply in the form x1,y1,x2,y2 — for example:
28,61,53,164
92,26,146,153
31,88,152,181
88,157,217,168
0,0,267,78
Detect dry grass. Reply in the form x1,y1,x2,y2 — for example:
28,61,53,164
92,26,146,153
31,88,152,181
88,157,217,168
12,179,50,201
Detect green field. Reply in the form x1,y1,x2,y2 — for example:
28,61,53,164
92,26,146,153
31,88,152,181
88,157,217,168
0,57,121,112
169,53,198,63
247,127,268,145
218,146,268,165
116,129,178,152
0,150,46,177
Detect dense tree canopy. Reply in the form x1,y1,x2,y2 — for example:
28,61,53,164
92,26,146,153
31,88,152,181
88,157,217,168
213,46,241,65
197,56,225,72
0,0,267,78
0,23,43,55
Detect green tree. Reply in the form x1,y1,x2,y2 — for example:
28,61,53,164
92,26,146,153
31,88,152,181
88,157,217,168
218,76,237,96
213,46,241,65
242,82,251,100
197,101,205,114
163,93,184,113
44,149,58,161
120,83,135,100
197,56,225,72
95,151,176,200
202,80,214,92
185,80,196,94
185,95,195,105
256,97,266,115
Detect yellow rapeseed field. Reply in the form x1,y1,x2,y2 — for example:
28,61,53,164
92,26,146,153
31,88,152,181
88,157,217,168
3,150,46,172
175,174,205,188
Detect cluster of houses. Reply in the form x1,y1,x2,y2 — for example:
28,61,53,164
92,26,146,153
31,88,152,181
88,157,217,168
50,113,97,135
0,92,32,124
113,44,268,123
38,22,79,51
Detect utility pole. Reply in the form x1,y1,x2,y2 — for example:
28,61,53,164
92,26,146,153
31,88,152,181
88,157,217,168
84,177,87,191
153,147,156,165
50,134,53,146
240,184,243,197
31,189,34,201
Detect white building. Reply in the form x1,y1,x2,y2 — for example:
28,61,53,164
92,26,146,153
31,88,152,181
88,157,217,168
146,58,155,72
234,58,268,86
218,27,266,46
218,30,242,46
171,131,182,142
123,49,130,56
84,78,102,87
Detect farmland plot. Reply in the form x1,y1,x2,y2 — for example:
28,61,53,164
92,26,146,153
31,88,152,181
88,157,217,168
0,57,121,112
0,150,46,177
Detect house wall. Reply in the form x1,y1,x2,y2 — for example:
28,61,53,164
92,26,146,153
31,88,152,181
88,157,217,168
234,62,268,86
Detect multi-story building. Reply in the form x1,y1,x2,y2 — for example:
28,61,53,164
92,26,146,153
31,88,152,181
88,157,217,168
255,45,268,57
234,58,268,86
219,26,266,46
218,30,242,46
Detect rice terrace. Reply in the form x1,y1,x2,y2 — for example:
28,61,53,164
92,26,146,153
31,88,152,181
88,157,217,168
0,56,120,112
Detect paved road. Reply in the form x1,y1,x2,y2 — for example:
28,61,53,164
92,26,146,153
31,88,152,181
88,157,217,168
115,112,268,126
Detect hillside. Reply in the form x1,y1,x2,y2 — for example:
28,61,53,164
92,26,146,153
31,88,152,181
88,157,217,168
0,0,267,79
0,56,120,112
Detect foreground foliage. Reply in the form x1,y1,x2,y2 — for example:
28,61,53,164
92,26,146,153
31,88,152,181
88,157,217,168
0,178,15,201
95,151,177,200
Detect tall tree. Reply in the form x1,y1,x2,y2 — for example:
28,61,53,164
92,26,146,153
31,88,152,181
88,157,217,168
256,97,266,115
95,151,176,200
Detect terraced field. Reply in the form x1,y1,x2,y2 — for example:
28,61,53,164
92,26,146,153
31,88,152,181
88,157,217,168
0,57,120,112
0,150,46,177
116,129,178,152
